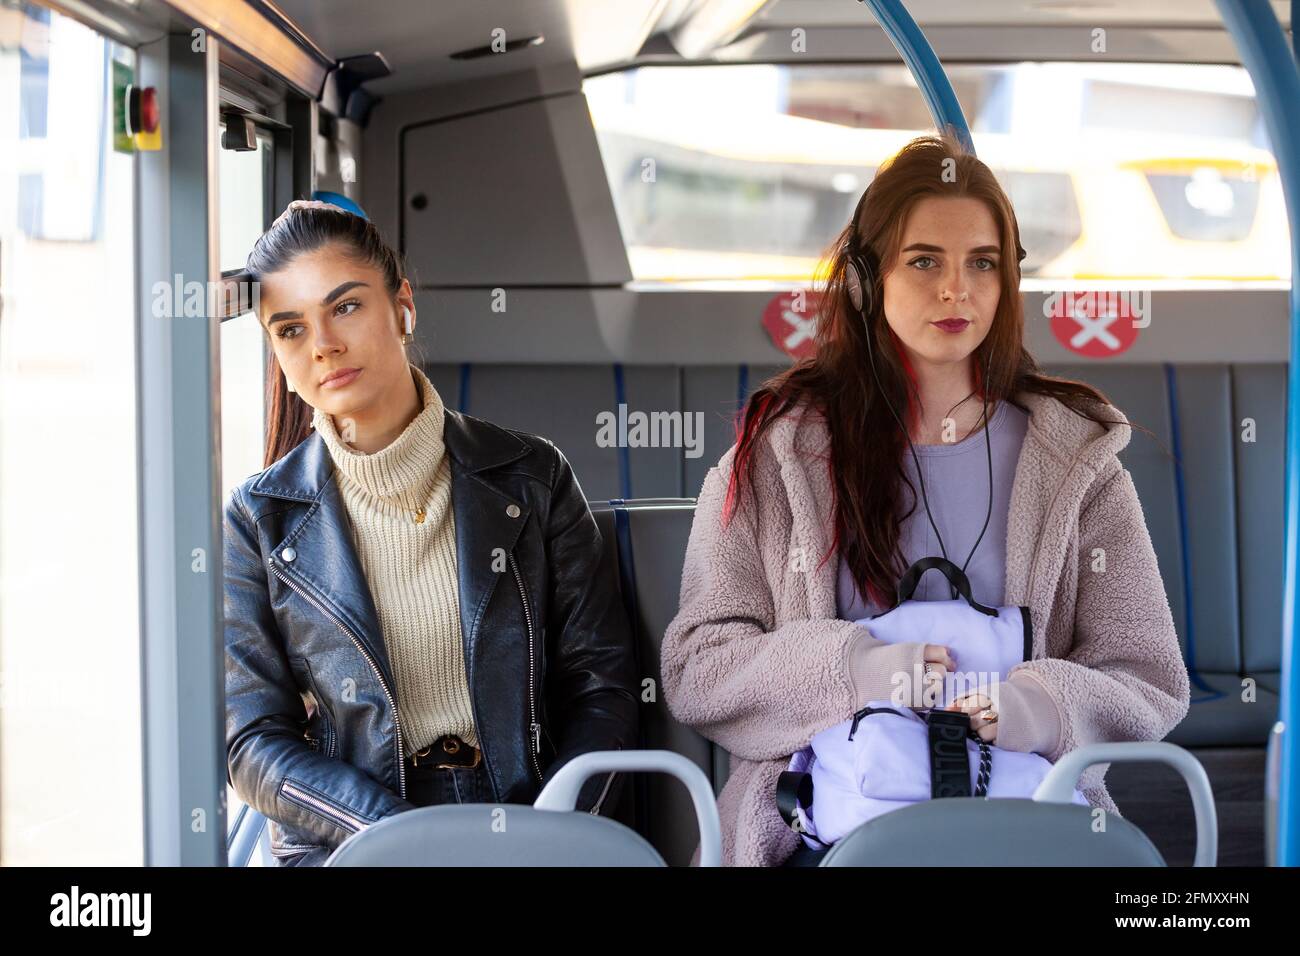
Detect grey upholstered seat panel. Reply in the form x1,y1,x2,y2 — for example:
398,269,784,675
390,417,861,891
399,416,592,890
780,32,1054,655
1043,362,1288,745
1165,672,1280,747
424,360,1286,753
1234,363,1286,676
683,364,787,498
1169,365,1241,673
591,502,711,866
820,798,1165,866
1043,364,1187,652
324,804,665,866
424,362,682,498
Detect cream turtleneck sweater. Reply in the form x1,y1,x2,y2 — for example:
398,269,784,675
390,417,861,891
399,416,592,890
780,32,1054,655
312,363,477,754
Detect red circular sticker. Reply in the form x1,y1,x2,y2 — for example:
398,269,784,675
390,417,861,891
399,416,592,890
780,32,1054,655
762,291,823,359
1047,291,1142,358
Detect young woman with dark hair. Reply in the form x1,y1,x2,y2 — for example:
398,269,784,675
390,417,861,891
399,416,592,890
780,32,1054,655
223,200,637,866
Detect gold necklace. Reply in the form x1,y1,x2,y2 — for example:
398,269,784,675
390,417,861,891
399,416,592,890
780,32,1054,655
413,507,426,524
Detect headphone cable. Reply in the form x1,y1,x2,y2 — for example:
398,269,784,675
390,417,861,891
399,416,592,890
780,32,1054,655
860,300,995,600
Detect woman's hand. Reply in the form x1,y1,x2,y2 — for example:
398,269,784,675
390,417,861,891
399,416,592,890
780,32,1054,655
946,692,998,743
918,644,956,708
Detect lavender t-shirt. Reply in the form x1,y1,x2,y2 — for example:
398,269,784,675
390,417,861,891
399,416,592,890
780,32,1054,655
837,399,1029,619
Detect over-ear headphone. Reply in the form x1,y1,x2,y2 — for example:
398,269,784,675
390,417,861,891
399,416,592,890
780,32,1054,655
844,252,874,317
843,188,875,317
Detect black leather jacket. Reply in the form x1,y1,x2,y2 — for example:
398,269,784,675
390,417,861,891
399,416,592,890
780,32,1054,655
224,409,639,865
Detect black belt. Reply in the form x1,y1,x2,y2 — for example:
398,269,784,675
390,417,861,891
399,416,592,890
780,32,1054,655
407,734,481,769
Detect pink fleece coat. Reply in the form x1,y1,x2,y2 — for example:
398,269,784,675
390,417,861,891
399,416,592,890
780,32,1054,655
660,392,1191,866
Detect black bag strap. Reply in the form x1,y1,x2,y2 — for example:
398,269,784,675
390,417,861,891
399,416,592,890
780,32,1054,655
893,556,998,617
927,708,974,797
775,770,833,848
926,708,993,798
974,738,992,797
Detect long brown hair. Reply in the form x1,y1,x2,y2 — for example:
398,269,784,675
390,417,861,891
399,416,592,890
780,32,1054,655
725,130,1135,609
246,206,415,467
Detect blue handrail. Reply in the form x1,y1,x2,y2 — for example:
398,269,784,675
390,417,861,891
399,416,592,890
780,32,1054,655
1216,0,1300,867
859,0,974,153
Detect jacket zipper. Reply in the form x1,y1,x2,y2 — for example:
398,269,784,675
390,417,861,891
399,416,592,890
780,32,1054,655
270,564,407,801
281,778,368,833
508,553,544,782
506,552,613,813
269,841,325,858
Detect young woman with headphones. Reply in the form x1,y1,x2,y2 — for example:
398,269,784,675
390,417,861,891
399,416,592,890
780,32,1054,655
660,132,1191,867
223,200,638,865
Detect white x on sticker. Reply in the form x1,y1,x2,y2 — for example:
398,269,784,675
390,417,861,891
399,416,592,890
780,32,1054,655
1070,311,1121,350
783,308,816,351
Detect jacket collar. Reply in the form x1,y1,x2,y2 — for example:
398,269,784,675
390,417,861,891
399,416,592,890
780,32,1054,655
245,408,535,693
1013,389,1131,476
248,408,530,504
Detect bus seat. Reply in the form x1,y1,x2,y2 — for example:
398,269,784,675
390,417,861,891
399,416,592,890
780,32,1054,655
426,353,1289,764
324,804,666,866
424,362,681,498
322,750,721,866
821,798,1165,866
415,359,1285,862
591,500,723,865
425,362,787,500
444,356,1285,748
822,740,1217,867
1044,363,1285,749
682,364,788,497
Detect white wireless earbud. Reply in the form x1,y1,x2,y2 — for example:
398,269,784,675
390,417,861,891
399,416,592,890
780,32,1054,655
402,306,413,335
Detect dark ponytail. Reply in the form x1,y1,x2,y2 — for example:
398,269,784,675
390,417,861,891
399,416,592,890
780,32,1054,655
247,206,411,467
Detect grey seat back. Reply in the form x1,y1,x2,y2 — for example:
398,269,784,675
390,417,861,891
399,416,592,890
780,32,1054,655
408,360,1286,864
323,804,665,866
433,357,1287,749
424,363,684,498
1044,363,1284,746
820,799,1165,866
425,361,787,500
591,499,730,865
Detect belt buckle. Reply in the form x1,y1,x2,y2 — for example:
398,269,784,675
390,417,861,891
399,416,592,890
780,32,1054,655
434,735,481,770
409,743,435,768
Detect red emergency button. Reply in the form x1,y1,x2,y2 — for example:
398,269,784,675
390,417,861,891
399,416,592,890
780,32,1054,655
140,87,159,133
126,85,159,135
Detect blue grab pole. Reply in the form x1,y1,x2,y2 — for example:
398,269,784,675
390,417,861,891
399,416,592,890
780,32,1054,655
1216,0,1300,867
859,0,975,154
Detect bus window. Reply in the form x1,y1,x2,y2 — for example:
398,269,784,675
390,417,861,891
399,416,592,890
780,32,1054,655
217,122,275,842
218,127,271,274
0,3,142,865
584,62,1288,286
217,121,272,508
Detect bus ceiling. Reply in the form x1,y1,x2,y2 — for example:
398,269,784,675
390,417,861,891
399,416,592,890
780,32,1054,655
93,0,1293,110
